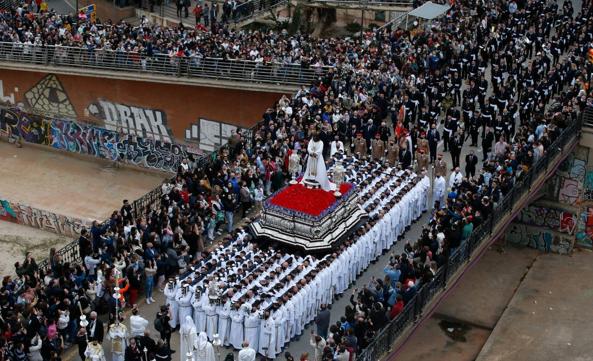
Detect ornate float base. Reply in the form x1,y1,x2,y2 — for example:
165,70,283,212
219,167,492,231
250,182,367,252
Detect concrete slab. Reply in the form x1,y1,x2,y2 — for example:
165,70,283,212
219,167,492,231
476,250,593,361
395,316,491,361
0,221,71,275
434,246,540,329
0,140,165,221
396,246,539,361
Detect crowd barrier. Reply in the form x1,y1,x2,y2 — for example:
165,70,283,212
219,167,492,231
0,42,325,86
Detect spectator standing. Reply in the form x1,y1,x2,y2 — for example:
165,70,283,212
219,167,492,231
314,304,330,340
309,333,326,361
145,260,157,304
130,307,150,337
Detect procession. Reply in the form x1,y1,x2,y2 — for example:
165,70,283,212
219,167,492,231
1,0,592,360
154,151,431,361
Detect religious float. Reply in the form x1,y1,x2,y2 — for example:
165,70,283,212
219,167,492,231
251,141,368,251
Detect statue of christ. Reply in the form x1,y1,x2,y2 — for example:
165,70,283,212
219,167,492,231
302,133,334,191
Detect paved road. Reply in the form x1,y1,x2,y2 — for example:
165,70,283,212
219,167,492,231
47,0,76,15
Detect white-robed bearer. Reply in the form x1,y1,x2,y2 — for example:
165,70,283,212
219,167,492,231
84,340,106,361
273,303,286,354
238,340,257,361
433,175,447,209
192,286,207,333
164,278,179,328
244,306,261,352
203,299,218,341
194,332,216,361
107,318,128,361
218,298,232,346
229,303,245,350
177,282,193,324
180,316,198,361
302,132,334,191
258,309,276,359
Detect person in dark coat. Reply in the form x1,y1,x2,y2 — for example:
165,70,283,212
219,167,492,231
465,150,479,178
314,304,331,339
86,311,104,343
399,146,412,169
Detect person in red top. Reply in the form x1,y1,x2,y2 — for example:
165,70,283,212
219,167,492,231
180,186,190,204
389,295,405,320
192,3,202,25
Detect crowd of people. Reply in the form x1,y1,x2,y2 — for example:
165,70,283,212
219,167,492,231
0,0,592,360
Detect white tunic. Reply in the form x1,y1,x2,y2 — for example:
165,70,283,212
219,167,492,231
258,316,276,358
229,309,245,350
176,287,193,325
302,139,333,191
218,301,232,346
164,282,179,328
194,332,216,361
180,316,198,361
107,323,127,361
191,292,207,333
244,311,260,352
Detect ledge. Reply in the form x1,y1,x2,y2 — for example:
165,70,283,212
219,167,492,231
0,61,298,94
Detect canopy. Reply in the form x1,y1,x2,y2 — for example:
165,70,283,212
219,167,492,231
408,1,451,20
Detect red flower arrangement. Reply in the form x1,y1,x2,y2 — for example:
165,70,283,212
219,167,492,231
269,183,353,217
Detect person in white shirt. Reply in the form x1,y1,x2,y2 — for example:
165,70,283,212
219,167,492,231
129,308,149,337
238,340,256,361
448,167,463,189
330,135,345,157
433,175,446,209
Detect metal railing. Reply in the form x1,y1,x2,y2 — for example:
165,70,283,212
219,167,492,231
0,0,18,10
311,0,413,5
357,113,585,361
375,10,408,32
231,0,289,23
0,42,324,86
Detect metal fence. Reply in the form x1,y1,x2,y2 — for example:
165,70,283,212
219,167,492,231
356,113,584,361
0,42,324,86
231,0,288,23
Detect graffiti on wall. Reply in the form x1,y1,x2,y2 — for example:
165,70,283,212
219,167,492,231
516,205,576,235
87,100,173,143
575,207,593,249
0,80,16,105
0,199,91,238
24,74,77,118
0,107,188,172
558,177,580,205
14,204,91,238
559,212,577,234
507,223,573,254
0,200,17,223
185,118,252,152
584,171,593,201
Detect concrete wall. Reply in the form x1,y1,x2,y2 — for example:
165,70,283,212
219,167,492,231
0,69,285,151
0,198,91,238
79,0,136,22
0,107,189,172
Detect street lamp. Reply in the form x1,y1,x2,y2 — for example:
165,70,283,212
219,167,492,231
212,334,222,361
79,315,89,343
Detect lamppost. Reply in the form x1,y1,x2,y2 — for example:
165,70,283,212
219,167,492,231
113,268,122,322
212,334,222,361
79,314,89,343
